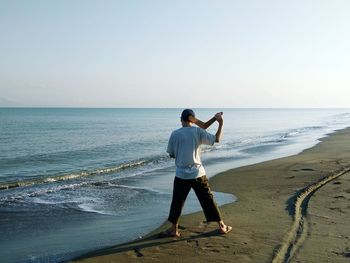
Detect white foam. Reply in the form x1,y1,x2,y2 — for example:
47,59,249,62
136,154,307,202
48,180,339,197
78,203,113,215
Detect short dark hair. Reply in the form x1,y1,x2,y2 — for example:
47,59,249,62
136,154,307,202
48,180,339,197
181,109,195,122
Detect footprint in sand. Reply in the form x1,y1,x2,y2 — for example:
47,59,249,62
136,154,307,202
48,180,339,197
133,248,144,257
333,248,350,258
329,207,346,213
186,239,199,247
198,221,208,226
291,168,315,172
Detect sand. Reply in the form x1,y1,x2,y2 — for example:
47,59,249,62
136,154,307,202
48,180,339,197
72,128,350,263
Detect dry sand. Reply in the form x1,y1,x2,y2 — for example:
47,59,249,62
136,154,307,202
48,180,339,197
72,128,350,263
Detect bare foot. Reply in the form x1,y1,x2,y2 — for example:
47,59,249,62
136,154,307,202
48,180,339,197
219,225,232,234
162,226,180,237
218,221,232,234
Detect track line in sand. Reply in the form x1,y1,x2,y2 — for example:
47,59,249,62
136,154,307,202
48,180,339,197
272,167,350,263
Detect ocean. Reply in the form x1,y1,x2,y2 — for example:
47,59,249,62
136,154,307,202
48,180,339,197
0,108,349,263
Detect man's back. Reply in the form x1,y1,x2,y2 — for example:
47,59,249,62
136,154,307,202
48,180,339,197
167,126,215,179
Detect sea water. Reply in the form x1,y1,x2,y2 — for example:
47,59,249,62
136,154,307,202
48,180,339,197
0,108,349,262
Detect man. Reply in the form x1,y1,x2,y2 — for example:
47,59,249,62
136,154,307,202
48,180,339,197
165,109,232,237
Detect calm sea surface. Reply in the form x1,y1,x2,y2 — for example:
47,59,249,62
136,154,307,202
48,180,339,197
0,108,349,262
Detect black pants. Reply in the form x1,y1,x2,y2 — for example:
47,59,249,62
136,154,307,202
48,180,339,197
168,175,222,224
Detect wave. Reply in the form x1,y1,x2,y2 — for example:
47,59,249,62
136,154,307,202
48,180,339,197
0,180,169,205
330,112,350,119
0,182,89,204
0,155,171,191
107,182,169,195
221,126,325,151
0,123,337,192
77,203,114,215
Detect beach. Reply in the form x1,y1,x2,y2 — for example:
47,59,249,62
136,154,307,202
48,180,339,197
73,127,350,263
2,1,350,261
1,109,349,262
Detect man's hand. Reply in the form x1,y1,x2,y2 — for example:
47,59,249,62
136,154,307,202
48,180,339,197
214,112,223,120
215,113,223,143
188,115,197,123
215,112,223,124
214,111,224,120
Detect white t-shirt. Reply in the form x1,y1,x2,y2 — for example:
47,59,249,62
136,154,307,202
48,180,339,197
167,126,216,179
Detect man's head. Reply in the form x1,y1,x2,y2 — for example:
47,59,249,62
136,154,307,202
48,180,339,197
181,109,195,123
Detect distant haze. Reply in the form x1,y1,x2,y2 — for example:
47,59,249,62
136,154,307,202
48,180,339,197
1,1,349,108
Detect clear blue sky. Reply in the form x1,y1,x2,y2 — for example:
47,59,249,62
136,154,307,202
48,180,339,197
1,0,349,107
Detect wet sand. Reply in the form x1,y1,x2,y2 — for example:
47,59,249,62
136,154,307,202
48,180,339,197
72,128,350,263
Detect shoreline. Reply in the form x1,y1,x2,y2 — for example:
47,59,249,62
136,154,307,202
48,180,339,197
72,128,350,263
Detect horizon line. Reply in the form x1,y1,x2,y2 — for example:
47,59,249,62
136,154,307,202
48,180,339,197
1,106,350,110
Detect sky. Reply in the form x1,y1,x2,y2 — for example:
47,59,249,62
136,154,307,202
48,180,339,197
0,0,349,108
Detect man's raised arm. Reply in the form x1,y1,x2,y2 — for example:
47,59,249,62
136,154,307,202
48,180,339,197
189,112,223,130
215,114,223,143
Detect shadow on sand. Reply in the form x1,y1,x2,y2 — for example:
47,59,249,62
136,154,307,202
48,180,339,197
72,228,222,261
